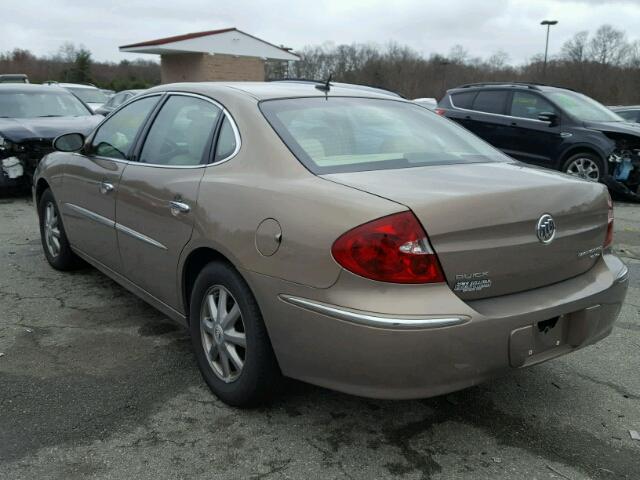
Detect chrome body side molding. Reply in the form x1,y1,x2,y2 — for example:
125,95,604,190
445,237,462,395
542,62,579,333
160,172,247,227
64,203,115,228
115,223,167,250
63,203,167,250
279,295,469,330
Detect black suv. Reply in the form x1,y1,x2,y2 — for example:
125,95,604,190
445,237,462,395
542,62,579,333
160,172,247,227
437,82,640,199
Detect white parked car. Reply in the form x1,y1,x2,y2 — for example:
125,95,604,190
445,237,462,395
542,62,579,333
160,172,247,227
413,97,438,110
45,82,109,112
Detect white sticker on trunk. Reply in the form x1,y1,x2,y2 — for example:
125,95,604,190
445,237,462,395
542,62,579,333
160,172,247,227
454,279,492,293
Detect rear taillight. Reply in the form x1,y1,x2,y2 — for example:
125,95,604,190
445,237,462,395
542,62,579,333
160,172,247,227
604,193,614,249
331,211,445,284
434,108,446,116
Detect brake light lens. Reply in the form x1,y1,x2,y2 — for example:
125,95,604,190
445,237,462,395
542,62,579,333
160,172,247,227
331,211,445,284
604,193,614,249
434,108,446,116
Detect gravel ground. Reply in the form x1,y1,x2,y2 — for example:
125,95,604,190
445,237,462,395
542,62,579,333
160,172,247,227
0,196,638,480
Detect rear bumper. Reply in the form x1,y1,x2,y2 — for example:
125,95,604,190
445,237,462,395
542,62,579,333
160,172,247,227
244,254,629,400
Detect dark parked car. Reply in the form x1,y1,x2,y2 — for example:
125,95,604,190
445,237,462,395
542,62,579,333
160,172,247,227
0,84,102,192
0,74,29,84
611,106,640,124
95,89,144,116
437,83,640,199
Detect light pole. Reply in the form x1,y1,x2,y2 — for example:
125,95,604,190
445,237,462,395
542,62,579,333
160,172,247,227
541,20,558,79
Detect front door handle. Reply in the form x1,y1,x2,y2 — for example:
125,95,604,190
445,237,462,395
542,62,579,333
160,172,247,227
100,181,114,194
169,200,191,216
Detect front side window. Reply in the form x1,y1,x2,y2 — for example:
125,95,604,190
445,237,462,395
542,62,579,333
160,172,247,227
139,95,221,166
472,90,508,114
0,91,91,118
91,96,159,159
510,91,556,120
260,97,509,174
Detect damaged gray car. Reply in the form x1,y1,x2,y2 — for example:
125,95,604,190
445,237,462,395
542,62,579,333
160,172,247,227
0,84,101,193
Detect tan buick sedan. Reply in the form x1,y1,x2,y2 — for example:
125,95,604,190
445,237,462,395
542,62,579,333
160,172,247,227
33,82,629,406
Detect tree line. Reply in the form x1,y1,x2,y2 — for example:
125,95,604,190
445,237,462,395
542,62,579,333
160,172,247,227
0,43,160,90
1,24,638,103
280,24,640,105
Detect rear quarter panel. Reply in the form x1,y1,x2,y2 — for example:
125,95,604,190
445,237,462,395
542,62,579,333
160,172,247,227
181,94,405,290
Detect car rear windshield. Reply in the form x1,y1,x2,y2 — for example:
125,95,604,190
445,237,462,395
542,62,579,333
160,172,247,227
0,91,91,118
260,97,508,174
67,87,108,104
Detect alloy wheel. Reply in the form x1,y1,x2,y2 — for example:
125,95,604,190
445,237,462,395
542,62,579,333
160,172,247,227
200,285,246,383
565,157,600,181
44,202,61,258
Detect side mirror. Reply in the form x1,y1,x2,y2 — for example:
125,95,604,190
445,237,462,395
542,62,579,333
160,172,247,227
53,133,85,152
538,112,559,126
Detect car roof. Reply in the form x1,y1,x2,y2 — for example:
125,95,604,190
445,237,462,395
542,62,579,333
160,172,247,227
144,81,408,102
54,83,100,89
0,83,71,94
611,105,640,111
447,82,570,94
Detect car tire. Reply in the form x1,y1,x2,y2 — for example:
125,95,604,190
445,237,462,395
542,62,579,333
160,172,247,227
562,152,605,182
38,189,82,271
189,261,282,407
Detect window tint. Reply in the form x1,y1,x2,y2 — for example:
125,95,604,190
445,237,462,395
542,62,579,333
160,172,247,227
472,90,508,114
214,116,238,161
617,110,639,122
91,96,159,159
260,97,507,174
451,91,476,109
139,95,221,166
510,91,555,119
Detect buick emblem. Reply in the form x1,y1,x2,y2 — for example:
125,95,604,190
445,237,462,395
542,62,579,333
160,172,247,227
536,214,556,244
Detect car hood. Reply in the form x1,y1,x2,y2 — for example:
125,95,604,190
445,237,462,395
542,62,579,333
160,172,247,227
0,115,101,143
584,120,640,137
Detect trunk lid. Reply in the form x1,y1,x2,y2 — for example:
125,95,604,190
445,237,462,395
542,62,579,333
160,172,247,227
323,162,609,300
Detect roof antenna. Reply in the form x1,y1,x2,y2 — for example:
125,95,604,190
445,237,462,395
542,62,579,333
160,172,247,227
315,73,332,93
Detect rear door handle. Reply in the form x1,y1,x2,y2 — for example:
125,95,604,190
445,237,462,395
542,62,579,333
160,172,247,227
169,200,191,216
100,181,114,194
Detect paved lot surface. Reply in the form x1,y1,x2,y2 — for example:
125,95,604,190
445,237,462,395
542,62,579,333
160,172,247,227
0,196,638,480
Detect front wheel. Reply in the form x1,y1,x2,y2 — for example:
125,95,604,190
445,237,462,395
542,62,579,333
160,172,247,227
38,189,82,270
189,262,282,407
562,153,604,182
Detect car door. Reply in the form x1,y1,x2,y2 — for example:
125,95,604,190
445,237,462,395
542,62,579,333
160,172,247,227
503,91,564,167
59,95,161,271
115,93,226,310
464,89,512,149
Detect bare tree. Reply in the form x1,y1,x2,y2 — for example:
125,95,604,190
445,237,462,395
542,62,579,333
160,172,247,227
561,31,589,63
588,24,630,66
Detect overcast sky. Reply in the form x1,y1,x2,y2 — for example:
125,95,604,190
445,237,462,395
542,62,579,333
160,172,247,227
3,0,640,64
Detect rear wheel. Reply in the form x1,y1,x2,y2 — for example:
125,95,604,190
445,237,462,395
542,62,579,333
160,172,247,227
189,261,282,407
38,189,82,270
562,153,604,182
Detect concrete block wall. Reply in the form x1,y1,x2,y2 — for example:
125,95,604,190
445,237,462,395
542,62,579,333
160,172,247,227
161,53,265,83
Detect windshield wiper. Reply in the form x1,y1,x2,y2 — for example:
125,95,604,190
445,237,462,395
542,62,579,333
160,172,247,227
38,115,63,118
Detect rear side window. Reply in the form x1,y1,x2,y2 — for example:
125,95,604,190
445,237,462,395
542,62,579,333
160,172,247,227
91,96,159,159
139,95,221,166
472,90,508,114
451,91,476,109
510,91,555,119
260,97,508,174
214,116,238,161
